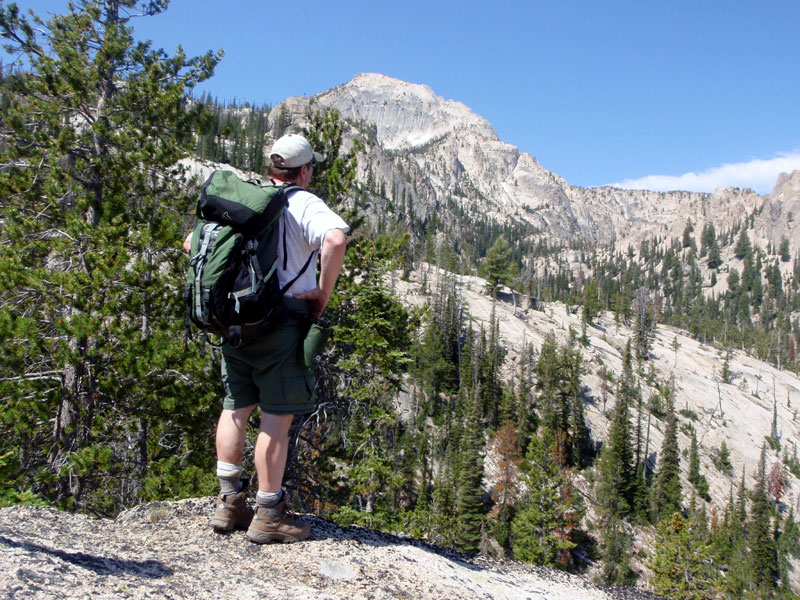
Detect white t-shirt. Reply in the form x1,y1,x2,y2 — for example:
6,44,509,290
278,189,349,297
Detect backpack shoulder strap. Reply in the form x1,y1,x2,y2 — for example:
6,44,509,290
278,250,316,298
276,183,315,296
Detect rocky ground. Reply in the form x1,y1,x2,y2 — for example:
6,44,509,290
0,500,664,600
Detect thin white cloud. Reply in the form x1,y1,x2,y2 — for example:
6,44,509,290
609,152,800,195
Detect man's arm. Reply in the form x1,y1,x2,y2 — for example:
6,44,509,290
294,228,346,318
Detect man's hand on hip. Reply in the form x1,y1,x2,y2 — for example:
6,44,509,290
293,287,328,319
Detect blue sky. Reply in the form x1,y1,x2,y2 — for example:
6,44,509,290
8,0,800,194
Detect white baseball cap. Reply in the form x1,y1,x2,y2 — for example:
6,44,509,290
270,134,324,168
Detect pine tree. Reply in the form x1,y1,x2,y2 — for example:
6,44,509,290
714,441,733,474
778,236,791,262
534,334,586,467
0,0,221,512
717,479,752,598
582,279,602,325
413,309,454,407
735,468,748,529
649,512,720,599
597,517,637,585
777,507,800,586
304,107,362,223
652,392,682,522
274,104,291,137
479,309,504,427
515,343,538,453
480,236,515,296
510,433,583,568
488,422,522,550
597,341,637,518
428,461,459,548
707,240,723,269
313,230,416,524
454,386,486,553
671,335,681,367
633,287,655,359
710,485,735,561
734,229,753,260
751,268,764,309
748,445,778,594
701,223,716,257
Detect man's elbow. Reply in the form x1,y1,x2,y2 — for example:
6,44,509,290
325,228,347,252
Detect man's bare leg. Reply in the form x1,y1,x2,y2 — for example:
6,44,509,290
254,412,294,494
215,406,256,493
247,412,310,543
216,406,256,464
211,406,257,532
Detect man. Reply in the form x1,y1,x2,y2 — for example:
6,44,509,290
194,133,348,544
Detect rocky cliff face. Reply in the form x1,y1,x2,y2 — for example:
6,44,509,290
275,73,797,255
320,73,497,151
756,170,800,250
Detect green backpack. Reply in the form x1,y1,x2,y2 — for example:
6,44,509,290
184,170,314,348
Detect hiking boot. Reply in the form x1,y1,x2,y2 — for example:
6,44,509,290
210,482,253,533
246,499,311,544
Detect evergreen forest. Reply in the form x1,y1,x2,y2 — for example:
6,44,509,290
1,2,799,598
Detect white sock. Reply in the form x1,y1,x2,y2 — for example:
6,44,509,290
256,489,283,508
216,461,242,495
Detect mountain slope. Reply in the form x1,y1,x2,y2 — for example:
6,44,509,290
389,263,800,588
392,264,800,510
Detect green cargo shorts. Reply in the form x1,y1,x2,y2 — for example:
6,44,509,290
220,319,315,415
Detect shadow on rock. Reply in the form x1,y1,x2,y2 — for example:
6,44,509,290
0,535,172,578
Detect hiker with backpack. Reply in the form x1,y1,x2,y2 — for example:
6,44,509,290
183,133,348,543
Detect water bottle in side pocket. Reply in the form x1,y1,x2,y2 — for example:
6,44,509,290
302,318,332,368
